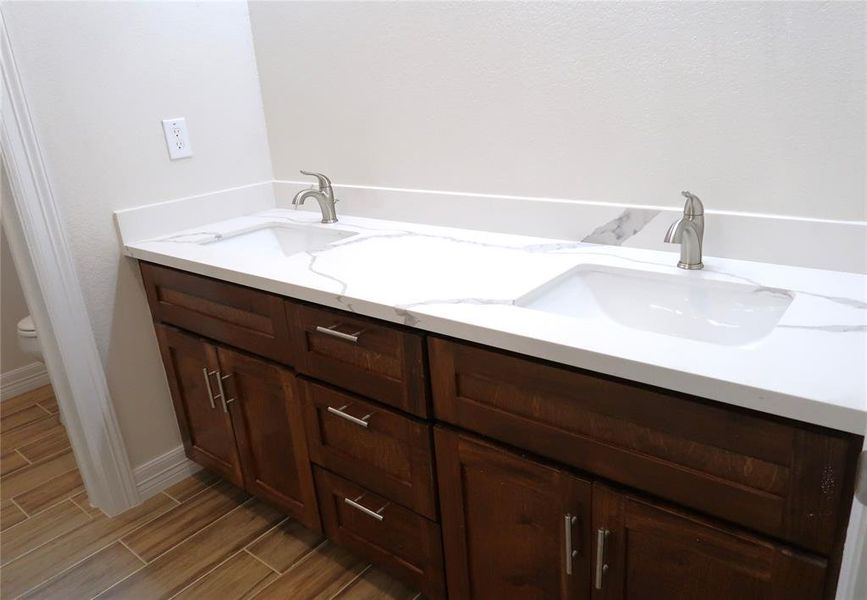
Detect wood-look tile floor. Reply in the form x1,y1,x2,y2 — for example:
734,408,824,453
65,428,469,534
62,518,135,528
0,386,422,599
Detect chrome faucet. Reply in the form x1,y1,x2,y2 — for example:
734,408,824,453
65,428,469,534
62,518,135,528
292,170,338,224
664,191,704,270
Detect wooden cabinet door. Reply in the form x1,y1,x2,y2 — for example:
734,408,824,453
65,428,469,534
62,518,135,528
435,427,592,600
155,325,243,486
216,346,320,531
591,485,829,600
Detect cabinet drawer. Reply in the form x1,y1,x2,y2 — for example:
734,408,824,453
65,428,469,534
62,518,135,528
429,337,860,555
314,467,445,600
141,262,293,363
302,379,437,520
289,303,428,417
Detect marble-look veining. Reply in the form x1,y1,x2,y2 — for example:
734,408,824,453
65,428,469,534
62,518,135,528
581,208,661,245
119,208,867,434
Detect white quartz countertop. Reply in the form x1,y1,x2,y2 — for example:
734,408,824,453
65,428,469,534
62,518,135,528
121,209,867,435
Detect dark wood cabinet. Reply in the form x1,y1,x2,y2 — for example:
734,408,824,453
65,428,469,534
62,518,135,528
154,324,319,530
302,379,438,520
288,302,429,417
591,485,828,600
143,263,859,600
142,262,294,364
435,427,592,600
217,346,320,530
314,467,445,599
155,324,243,487
429,336,859,556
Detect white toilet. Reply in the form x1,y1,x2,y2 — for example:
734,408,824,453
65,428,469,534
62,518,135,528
16,315,42,360
15,314,62,423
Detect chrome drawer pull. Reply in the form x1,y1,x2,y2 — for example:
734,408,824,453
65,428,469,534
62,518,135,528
344,495,388,521
215,371,235,413
594,528,610,590
202,368,216,409
327,404,371,428
315,324,363,344
564,514,578,575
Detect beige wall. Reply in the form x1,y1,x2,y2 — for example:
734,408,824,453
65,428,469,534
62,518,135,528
0,167,33,375
250,1,865,221
2,1,273,467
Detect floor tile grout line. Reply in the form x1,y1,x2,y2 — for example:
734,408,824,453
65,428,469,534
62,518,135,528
163,474,221,504
0,410,59,438
244,547,281,575
116,493,250,569
328,563,373,600
1,450,77,484
274,537,331,576
165,549,248,600
118,490,253,564
35,403,53,417
8,492,182,599
118,496,263,600
8,497,30,518
69,493,102,520
249,536,332,596
13,449,32,465
66,494,93,520
117,539,148,565
241,516,288,554
2,415,66,450
3,500,101,576
6,465,83,518
14,445,73,469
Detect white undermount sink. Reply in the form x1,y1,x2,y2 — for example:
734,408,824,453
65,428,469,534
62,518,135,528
203,224,355,257
518,265,793,346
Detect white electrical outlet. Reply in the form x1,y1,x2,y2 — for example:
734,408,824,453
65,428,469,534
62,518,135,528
162,118,192,160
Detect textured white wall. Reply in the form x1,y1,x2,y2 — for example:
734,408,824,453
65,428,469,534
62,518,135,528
250,1,866,221
1,167,33,375
2,1,273,466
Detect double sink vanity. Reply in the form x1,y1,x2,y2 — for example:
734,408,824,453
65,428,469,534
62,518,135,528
120,194,866,599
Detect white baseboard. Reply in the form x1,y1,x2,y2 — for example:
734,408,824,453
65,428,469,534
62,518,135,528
0,361,50,401
133,445,201,500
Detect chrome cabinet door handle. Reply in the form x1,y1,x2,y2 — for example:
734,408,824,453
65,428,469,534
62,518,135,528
564,514,578,575
215,372,235,413
344,495,388,521
326,404,371,428
315,324,363,344
202,368,216,409
594,528,610,590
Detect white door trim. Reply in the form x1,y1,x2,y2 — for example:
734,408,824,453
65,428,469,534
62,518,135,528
0,12,139,515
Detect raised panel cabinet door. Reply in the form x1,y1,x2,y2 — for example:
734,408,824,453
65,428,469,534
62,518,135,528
435,427,592,600
591,485,829,600
154,324,243,486
216,346,320,531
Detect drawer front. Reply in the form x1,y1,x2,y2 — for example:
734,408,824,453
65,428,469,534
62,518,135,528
314,467,445,599
289,303,428,417
429,337,859,555
141,262,293,363
302,379,437,520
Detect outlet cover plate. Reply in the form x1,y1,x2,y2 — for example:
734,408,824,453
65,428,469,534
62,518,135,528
162,118,192,160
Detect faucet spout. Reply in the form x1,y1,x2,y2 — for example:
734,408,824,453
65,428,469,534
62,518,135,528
292,189,338,224
665,218,703,269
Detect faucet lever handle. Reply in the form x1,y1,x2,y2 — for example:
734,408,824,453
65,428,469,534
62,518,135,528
680,190,704,216
300,170,333,193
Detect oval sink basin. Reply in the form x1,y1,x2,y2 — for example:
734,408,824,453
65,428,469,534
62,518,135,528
518,265,793,346
203,224,355,257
